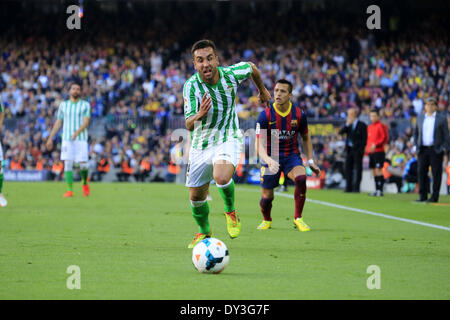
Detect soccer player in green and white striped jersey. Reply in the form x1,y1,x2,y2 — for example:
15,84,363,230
46,82,91,198
0,101,7,207
184,40,271,248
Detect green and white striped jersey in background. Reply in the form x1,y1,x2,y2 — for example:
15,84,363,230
57,99,91,141
183,62,253,150
0,101,3,112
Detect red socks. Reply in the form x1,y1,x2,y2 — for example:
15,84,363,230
259,197,273,221
294,175,307,220
260,174,306,222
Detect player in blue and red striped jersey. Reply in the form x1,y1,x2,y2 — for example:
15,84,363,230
256,79,320,231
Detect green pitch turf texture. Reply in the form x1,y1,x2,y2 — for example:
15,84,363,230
0,182,449,300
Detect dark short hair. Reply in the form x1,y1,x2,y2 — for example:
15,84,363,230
370,108,380,115
426,97,437,105
191,39,217,57
68,81,81,90
275,79,293,93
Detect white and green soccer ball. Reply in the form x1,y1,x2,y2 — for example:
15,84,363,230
192,237,229,274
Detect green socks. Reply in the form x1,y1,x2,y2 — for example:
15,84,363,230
65,171,73,191
80,169,88,185
0,173,3,193
191,200,210,234
190,179,234,235
217,179,235,213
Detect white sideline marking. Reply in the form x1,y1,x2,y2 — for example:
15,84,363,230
239,188,450,232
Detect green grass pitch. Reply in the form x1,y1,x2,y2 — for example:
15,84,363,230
0,182,449,299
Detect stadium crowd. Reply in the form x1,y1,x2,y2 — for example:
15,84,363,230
0,3,448,192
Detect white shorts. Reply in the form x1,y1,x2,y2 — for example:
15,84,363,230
185,138,243,188
61,140,88,163
0,141,3,161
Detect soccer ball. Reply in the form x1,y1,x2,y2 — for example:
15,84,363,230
192,238,229,274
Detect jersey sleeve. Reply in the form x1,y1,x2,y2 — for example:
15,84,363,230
57,102,64,120
83,101,91,118
229,62,253,85
299,110,309,136
183,80,197,120
256,110,268,130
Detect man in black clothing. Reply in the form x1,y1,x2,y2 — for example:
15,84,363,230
414,98,449,203
339,108,367,193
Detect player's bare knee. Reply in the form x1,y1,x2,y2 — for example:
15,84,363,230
262,188,274,199
190,195,207,202
189,185,209,201
289,166,306,180
213,162,234,185
214,176,232,186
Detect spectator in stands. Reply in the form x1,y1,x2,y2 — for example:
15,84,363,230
148,155,167,182
0,3,448,188
134,155,151,182
10,155,24,171
117,155,133,182
91,153,110,182
49,158,64,181
35,154,45,171
402,152,418,193
382,159,403,193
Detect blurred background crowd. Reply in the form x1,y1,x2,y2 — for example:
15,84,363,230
0,0,449,192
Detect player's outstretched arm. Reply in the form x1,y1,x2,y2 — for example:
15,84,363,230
46,119,63,150
185,93,212,131
301,132,320,176
248,62,271,105
256,128,279,173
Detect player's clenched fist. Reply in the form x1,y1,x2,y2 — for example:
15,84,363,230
309,163,321,176
46,139,53,151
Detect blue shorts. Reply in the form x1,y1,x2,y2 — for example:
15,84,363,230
260,154,304,189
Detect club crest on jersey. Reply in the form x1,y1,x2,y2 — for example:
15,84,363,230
291,119,298,127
